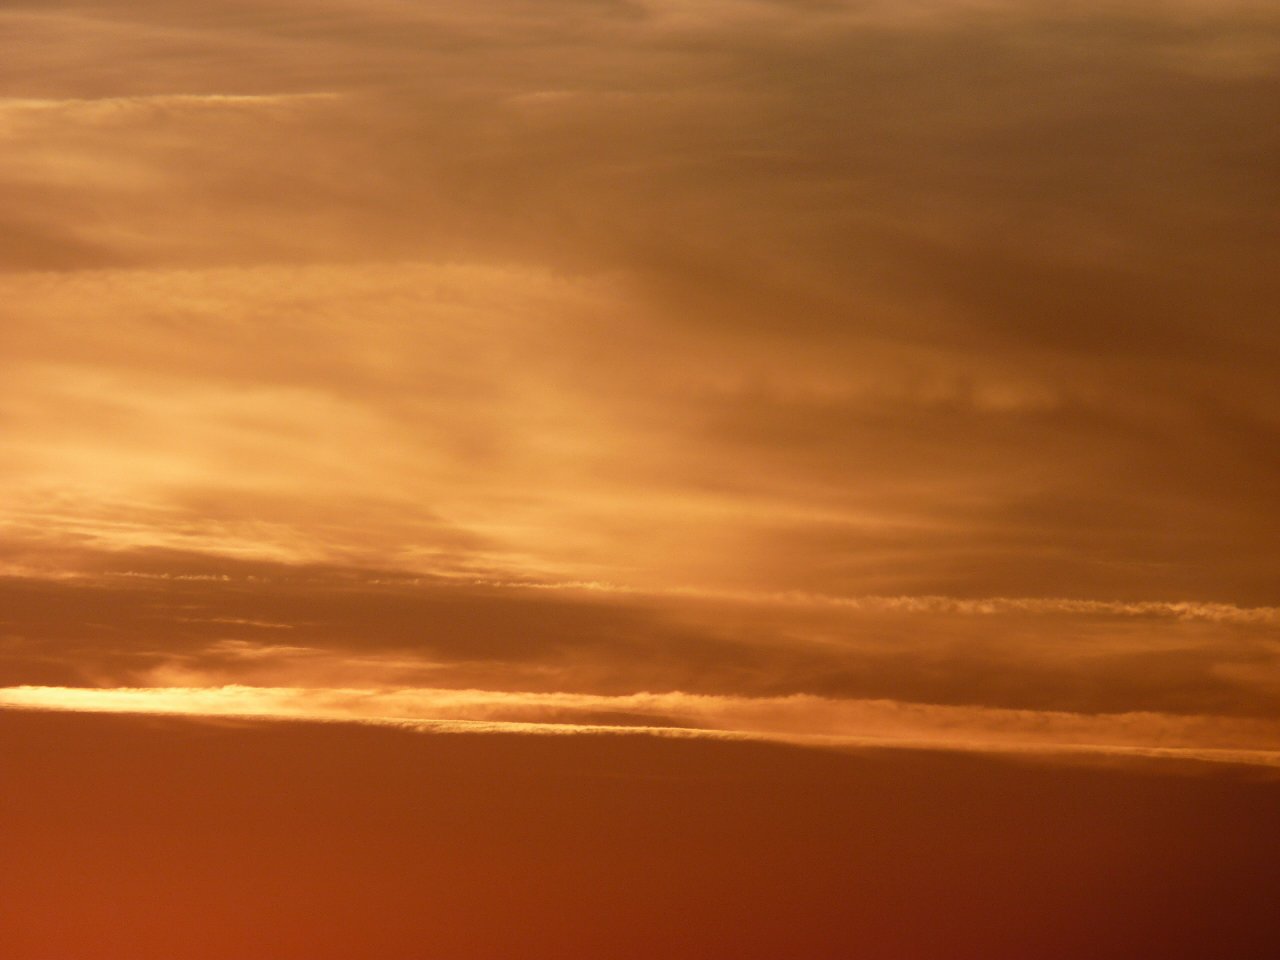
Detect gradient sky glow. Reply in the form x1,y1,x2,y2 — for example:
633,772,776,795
2,1,1279,956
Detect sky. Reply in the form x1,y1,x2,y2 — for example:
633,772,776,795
2,0,1279,956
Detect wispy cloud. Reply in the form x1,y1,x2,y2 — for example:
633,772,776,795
0,92,343,113
3,683,1278,768
505,580,1280,626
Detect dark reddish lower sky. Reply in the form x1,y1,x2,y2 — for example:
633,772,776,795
3,710,1279,960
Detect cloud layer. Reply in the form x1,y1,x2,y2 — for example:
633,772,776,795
5,682,1280,768
1,0,1277,767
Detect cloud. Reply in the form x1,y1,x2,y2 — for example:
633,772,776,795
3,683,1278,768
0,92,342,114
2,551,1277,725
3,252,1279,605
1,0,1276,737
512,579,1280,625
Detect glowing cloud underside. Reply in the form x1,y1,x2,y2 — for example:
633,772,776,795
3,685,1278,769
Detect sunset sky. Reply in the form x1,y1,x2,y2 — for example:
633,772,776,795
2,0,1279,956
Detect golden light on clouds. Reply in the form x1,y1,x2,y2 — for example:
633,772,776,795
2,0,1278,955
5,683,1280,768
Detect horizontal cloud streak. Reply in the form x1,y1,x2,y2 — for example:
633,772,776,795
3,684,1278,768
510,580,1280,626
0,92,342,113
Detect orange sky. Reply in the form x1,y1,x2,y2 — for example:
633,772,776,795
2,0,1278,955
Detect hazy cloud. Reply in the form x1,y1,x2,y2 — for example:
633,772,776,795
2,0,1276,740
